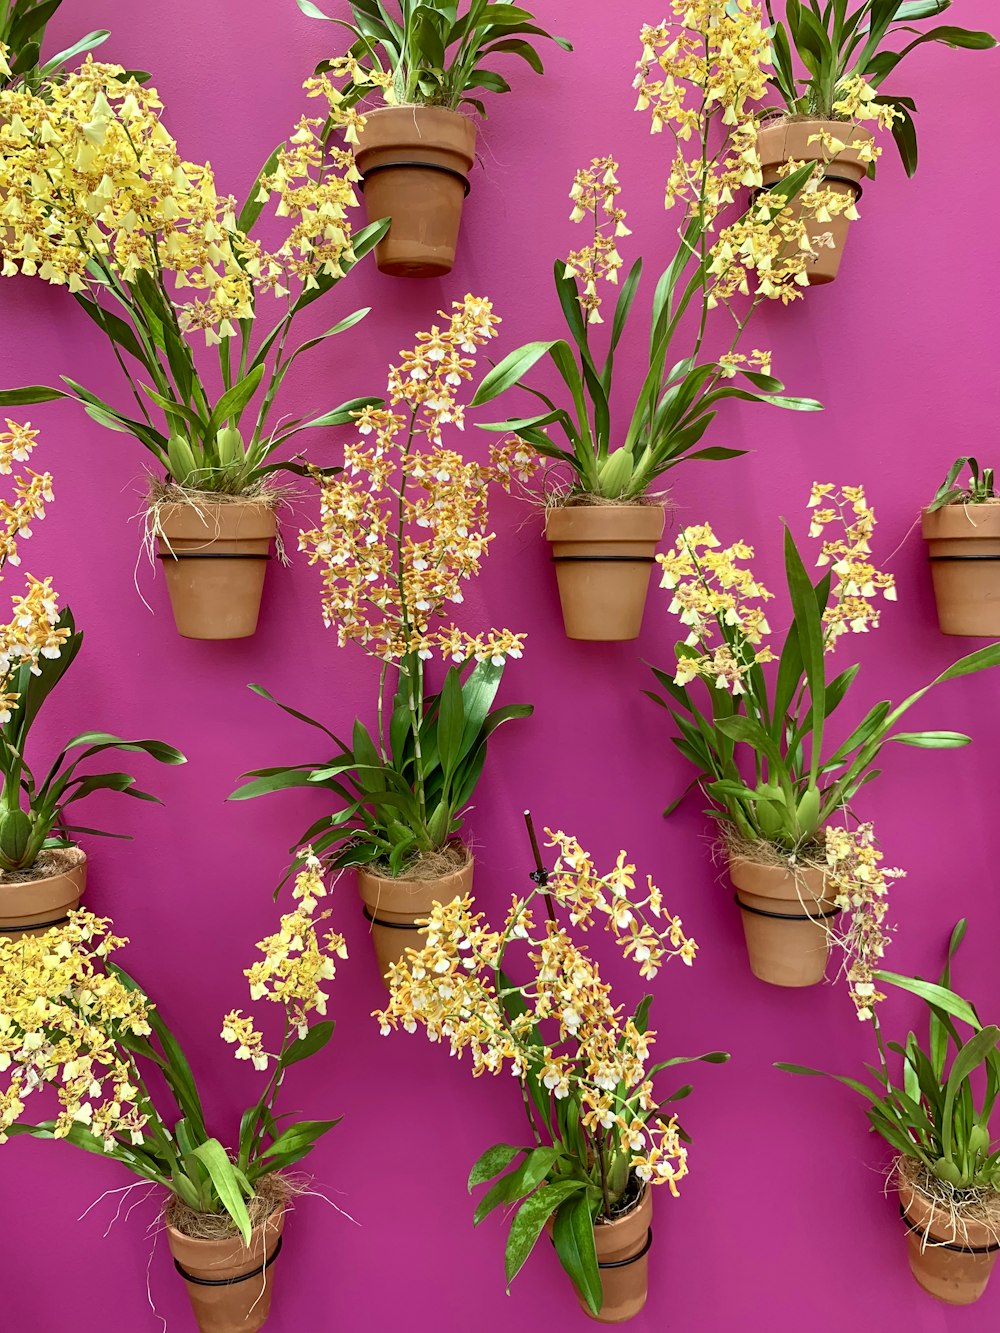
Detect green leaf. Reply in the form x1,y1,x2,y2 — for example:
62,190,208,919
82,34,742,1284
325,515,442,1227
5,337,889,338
435,667,466,778
280,1020,335,1068
504,1180,586,1287
888,731,971,748
188,1140,253,1245
876,972,982,1028
468,1144,524,1191
471,341,557,405
552,1193,602,1316
0,385,66,406
205,363,265,440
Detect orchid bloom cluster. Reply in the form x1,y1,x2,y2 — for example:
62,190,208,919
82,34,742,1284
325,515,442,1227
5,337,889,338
0,912,152,1150
563,157,631,323
0,59,363,341
0,422,68,715
634,2,815,306
808,483,896,647
299,296,529,665
825,823,905,1021
221,852,347,1069
376,831,696,1194
658,483,895,694
658,522,776,695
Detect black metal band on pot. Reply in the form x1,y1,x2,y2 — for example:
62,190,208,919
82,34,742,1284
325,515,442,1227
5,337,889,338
361,905,420,931
596,1226,654,1269
550,555,656,564
733,894,841,923
0,913,71,934
174,1235,283,1286
927,555,1000,562
156,551,272,561
899,1204,1000,1255
754,171,864,202
359,161,471,198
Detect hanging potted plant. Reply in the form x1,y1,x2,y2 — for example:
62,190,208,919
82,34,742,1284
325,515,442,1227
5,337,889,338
0,4,112,90
760,0,995,283
780,920,1000,1305
376,814,728,1322
0,854,346,1332
230,296,532,983
922,456,1000,637
297,0,570,277
0,62,388,640
647,484,1000,995
0,421,183,936
473,5,825,641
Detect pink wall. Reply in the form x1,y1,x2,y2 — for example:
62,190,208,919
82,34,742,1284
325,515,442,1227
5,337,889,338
3,1,999,1328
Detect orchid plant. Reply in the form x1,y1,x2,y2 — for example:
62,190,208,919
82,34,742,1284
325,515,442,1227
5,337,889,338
0,856,345,1243
0,422,183,873
375,821,728,1314
928,456,997,511
297,0,570,117
230,297,531,882
647,484,1000,1014
472,3,825,503
763,0,996,176
780,920,1000,1193
0,61,386,500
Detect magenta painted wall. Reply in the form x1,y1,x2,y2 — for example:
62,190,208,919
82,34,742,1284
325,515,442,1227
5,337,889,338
3,1,999,1329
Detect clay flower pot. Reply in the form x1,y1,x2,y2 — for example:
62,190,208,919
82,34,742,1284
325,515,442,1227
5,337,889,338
730,854,838,987
922,502,1000,637
354,106,477,278
0,853,86,939
898,1169,1000,1305
585,1186,654,1323
545,504,666,642
756,118,874,285
356,846,473,984
155,500,277,640
166,1204,285,1333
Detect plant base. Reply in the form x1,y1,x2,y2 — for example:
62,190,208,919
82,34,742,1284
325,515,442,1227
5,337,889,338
0,853,86,938
545,504,666,641
898,1167,1000,1305
730,854,835,987
756,119,874,285
166,1201,285,1333
356,846,473,985
922,504,1000,637
354,106,476,278
155,499,277,640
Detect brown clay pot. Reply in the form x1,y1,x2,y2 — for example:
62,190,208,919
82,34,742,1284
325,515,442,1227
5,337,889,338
756,118,874,285
898,1169,1000,1305
730,855,837,987
356,846,473,983
0,855,86,939
585,1187,653,1323
353,106,477,277
155,500,277,640
545,504,666,642
166,1205,285,1333
922,502,1000,637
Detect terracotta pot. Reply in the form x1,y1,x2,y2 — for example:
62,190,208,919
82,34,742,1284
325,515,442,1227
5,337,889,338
356,847,473,983
898,1170,1000,1305
166,1204,285,1333
554,1186,652,1323
0,855,86,939
354,106,477,277
545,505,666,642
155,500,277,640
730,855,837,987
756,118,874,285
922,503,1000,637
